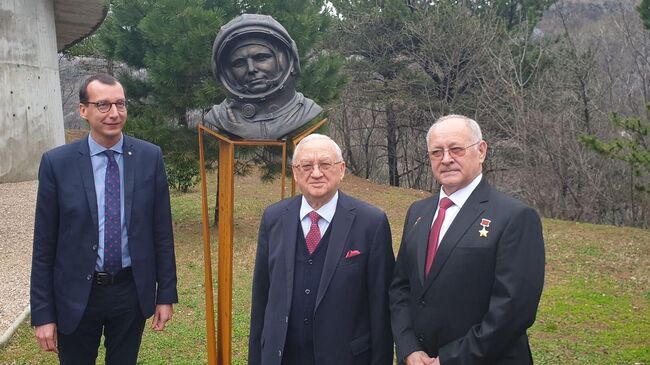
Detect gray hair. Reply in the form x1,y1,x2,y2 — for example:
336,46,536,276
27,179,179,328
425,114,483,145
292,134,343,164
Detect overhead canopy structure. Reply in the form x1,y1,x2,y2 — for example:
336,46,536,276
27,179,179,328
0,0,107,183
55,0,108,51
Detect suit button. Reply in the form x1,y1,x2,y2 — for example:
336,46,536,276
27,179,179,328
417,335,424,342
419,300,426,307
307,259,313,265
304,289,311,295
92,244,98,251
86,274,92,281
303,318,309,325
278,350,282,357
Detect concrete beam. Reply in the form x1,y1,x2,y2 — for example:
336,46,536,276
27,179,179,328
54,0,107,52
0,0,106,182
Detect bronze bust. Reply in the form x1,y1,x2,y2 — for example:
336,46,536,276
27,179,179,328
205,14,322,140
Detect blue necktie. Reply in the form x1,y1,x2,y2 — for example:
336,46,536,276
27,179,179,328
103,150,122,275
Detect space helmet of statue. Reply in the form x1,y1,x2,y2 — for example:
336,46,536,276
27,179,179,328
205,13,322,140
212,13,300,102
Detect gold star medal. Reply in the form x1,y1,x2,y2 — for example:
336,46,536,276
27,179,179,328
479,218,491,237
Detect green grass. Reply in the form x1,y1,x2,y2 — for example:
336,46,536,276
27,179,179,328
1,172,648,364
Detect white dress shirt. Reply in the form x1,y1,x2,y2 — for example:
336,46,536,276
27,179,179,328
433,174,483,248
299,191,339,238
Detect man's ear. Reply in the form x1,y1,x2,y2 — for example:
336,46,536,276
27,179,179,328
79,103,88,120
478,140,488,162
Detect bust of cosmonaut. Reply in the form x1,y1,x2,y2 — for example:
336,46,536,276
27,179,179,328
205,14,322,140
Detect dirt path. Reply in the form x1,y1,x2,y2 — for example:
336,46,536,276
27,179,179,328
0,180,37,338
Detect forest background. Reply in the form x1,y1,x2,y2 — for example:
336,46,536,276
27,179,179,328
60,0,650,229
2,0,645,363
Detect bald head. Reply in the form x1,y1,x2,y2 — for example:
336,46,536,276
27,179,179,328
426,114,482,146
425,114,487,195
292,134,343,164
291,134,345,209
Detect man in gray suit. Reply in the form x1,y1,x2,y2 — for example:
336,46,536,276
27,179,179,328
390,115,545,365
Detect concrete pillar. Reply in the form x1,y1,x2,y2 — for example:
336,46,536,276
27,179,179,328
0,0,65,182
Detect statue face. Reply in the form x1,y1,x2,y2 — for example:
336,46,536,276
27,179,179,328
228,43,281,94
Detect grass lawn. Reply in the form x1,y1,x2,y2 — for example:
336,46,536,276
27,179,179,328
0,171,648,364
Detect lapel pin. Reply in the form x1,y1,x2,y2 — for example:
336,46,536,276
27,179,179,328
413,216,422,227
128,151,132,155
479,218,491,237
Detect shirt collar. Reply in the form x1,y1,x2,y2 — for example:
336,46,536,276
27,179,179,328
440,174,482,209
300,191,339,223
88,133,124,157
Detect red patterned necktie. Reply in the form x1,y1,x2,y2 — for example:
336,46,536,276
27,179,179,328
103,150,122,275
305,211,321,255
425,197,454,278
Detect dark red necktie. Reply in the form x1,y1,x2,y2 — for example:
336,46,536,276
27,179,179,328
425,197,454,278
104,150,122,275
305,211,321,255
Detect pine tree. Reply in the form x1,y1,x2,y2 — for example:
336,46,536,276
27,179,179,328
68,0,344,125
66,0,346,192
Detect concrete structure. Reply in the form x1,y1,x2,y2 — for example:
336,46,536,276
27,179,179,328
0,0,106,182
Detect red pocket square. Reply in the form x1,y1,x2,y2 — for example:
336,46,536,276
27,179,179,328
345,249,361,259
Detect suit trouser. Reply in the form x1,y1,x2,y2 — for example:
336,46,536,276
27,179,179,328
57,273,146,365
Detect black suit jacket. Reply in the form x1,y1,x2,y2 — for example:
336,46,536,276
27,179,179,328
390,179,545,365
30,135,178,334
248,191,395,365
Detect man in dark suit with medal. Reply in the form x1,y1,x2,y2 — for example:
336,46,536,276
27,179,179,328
248,134,394,365
390,115,545,365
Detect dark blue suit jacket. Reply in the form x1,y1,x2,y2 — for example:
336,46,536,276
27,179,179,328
30,135,178,334
390,179,545,365
248,191,395,365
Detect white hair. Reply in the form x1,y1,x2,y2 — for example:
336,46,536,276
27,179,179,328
425,114,483,146
292,133,343,164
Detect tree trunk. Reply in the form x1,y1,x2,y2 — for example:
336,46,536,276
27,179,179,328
387,104,399,187
178,109,188,126
341,105,357,173
107,59,114,76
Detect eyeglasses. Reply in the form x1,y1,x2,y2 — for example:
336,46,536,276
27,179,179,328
85,100,127,113
428,141,480,160
292,161,343,173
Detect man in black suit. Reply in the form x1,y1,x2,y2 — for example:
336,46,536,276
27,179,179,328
30,74,178,364
390,115,545,365
248,134,395,365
